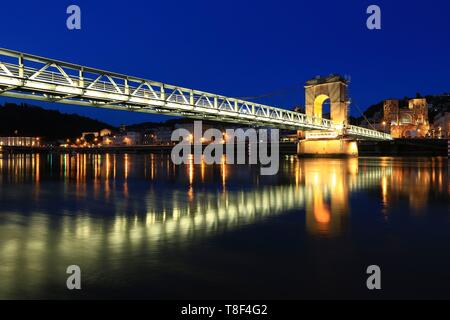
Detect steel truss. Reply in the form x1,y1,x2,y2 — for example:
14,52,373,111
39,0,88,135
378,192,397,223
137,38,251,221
0,48,392,140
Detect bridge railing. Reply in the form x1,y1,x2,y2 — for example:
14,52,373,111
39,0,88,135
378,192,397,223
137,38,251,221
346,125,392,140
0,48,391,140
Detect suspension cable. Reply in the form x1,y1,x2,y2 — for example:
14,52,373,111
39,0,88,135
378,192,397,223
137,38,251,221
236,84,301,100
351,100,377,130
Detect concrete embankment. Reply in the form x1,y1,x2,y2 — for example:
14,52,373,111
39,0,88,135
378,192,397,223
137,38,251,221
1,140,447,157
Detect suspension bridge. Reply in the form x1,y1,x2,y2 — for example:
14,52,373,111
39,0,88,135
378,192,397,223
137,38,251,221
0,48,391,156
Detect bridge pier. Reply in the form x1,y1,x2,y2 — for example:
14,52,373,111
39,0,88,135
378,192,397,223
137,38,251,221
297,138,358,157
299,75,359,157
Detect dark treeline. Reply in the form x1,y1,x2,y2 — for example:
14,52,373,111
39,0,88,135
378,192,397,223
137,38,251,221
0,103,115,140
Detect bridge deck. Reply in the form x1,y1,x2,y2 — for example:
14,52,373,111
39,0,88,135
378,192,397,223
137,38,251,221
0,48,391,140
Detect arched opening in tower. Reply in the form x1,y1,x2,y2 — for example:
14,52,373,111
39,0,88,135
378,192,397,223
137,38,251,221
313,94,331,119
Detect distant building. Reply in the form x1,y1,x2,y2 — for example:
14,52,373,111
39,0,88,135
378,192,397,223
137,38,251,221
103,131,142,146
0,137,40,147
174,123,216,143
99,128,112,137
432,112,450,138
142,127,174,145
122,131,141,145
383,98,430,138
81,128,112,139
142,131,155,145
81,131,99,139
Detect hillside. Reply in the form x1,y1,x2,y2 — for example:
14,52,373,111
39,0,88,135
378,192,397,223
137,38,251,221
355,93,450,125
0,103,115,140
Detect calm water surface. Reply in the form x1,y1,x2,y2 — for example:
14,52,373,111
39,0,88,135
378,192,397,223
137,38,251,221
0,154,448,299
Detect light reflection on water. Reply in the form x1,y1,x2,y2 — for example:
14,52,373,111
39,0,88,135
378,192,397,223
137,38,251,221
0,154,448,299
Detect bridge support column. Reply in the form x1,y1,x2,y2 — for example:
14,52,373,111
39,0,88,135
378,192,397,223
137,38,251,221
297,138,358,157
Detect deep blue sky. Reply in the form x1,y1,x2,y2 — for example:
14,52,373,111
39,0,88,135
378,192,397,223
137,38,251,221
1,0,449,125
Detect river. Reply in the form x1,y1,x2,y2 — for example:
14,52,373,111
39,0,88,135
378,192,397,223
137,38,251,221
0,154,448,299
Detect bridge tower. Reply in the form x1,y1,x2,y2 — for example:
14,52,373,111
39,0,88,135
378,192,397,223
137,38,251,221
298,75,358,157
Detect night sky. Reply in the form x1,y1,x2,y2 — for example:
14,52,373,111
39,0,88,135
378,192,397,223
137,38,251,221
1,0,449,125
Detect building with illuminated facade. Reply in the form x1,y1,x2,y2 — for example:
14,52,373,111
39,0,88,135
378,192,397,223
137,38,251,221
383,98,430,138
0,136,40,147
103,131,142,146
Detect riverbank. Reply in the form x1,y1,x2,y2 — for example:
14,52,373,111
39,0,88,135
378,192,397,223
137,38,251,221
0,139,447,156
358,139,448,156
0,142,298,155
